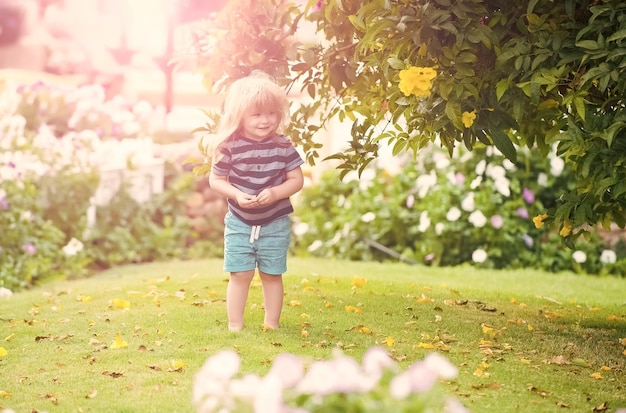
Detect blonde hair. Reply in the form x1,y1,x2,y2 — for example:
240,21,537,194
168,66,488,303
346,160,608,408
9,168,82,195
209,72,290,161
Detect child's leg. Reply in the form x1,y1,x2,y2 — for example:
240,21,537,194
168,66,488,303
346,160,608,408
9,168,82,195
227,270,255,330
259,271,284,329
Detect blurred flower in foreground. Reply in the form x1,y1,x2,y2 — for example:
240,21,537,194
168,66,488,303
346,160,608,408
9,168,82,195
193,347,467,413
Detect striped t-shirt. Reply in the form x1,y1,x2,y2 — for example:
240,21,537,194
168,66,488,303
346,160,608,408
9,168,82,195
212,134,304,226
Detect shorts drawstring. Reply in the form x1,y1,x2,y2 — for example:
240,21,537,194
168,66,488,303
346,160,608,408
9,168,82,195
249,225,261,243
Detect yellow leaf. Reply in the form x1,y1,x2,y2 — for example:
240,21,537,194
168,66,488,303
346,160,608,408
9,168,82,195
474,368,484,376
590,372,603,379
619,337,626,346
111,334,128,349
4,333,15,342
303,286,314,292
360,327,371,334
301,329,309,338
385,337,395,347
171,360,186,369
300,313,310,319
416,294,433,303
600,365,612,371
80,296,93,303
510,298,518,304
345,305,363,314
590,307,601,312
289,300,302,307
112,298,131,309
607,315,617,321
86,388,98,399
417,342,436,349
527,324,534,331
0,347,7,357
351,276,367,288
324,301,333,308
0,390,11,398
520,358,531,364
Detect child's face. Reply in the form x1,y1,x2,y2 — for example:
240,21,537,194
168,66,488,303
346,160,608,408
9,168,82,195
240,105,279,141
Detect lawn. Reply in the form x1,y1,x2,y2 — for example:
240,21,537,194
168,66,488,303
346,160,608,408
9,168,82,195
0,257,624,413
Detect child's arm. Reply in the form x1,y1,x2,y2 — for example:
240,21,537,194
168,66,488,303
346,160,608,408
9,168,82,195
209,172,258,208
255,166,304,206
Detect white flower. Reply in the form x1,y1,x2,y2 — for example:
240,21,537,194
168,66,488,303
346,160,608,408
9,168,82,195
418,211,431,232
361,212,376,223
572,250,587,263
435,223,445,235
502,159,516,171
461,192,475,212
415,171,437,198
475,159,486,175
494,177,511,197
423,352,458,380
470,176,482,190
405,194,415,209
550,155,565,176
62,238,84,257
268,353,304,388
468,210,487,228
196,350,241,381
486,164,506,181
446,207,461,222
537,172,548,186
600,249,617,265
472,248,488,263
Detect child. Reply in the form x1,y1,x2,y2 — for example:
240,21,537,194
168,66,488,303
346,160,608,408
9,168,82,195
208,72,304,331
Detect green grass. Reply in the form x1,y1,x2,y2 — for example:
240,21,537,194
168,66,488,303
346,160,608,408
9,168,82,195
1,257,625,413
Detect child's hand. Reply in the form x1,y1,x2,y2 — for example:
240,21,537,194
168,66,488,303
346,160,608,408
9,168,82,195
255,188,276,206
236,192,259,208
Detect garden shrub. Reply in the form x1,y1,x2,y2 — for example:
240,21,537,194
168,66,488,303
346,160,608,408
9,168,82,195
293,144,625,275
0,79,221,290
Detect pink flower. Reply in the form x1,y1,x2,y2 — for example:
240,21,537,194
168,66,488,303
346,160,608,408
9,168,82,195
22,243,37,255
490,215,503,229
522,188,534,204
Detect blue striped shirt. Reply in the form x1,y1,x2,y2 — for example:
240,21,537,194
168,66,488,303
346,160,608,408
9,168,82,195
212,134,304,226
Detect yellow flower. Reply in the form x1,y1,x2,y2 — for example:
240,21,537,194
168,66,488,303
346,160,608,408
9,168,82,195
559,220,572,237
533,213,549,228
462,110,477,128
398,66,437,97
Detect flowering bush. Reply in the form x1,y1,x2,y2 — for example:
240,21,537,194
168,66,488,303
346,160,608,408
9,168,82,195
293,143,625,275
0,78,205,290
192,347,468,413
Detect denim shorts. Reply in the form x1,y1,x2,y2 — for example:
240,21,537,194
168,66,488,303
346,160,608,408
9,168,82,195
223,211,291,275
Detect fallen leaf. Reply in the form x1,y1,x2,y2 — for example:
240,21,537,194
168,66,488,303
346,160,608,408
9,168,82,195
351,276,367,287
85,388,98,399
593,402,608,412
102,371,125,378
385,337,395,347
111,334,128,349
0,347,7,357
590,372,603,379
0,390,11,398
345,305,362,314
112,298,131,309
571,358,591,368
4,333,15,342
289,300,302,307
38,393,58,404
